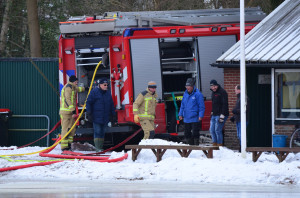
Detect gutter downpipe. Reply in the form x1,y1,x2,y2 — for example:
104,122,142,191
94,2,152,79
240,0,247,158
271,68,275,145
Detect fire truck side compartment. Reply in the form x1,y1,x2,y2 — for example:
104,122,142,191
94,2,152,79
130,38,163,99
197,35,236,99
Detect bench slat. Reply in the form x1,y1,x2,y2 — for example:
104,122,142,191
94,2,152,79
126,145,219,150
125,145,219,162
246,147,300,152
246,147,300,163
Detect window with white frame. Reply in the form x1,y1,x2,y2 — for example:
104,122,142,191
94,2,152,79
275,69,300,120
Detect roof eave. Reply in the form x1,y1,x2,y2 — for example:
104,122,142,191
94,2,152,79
211,62,300,68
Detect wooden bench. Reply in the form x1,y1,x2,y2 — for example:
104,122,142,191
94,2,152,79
246,147,300,162
125,145,219,162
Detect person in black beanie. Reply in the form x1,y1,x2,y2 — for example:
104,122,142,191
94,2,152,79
59,75,85,152
209,79,229,146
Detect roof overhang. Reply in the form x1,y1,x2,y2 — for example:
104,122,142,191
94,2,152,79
211,62,300,68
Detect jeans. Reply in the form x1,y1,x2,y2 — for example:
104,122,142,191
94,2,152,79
236,121,249,144
210,115,228,144
93,123,107,138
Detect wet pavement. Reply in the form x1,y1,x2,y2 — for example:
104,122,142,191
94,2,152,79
0,180,300,198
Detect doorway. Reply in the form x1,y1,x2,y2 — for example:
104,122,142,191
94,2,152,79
246,68,272,147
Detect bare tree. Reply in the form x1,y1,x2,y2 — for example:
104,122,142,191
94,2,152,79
0,0,12,56
26,0,42,57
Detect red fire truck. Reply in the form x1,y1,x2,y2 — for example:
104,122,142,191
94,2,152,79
58,8,265,145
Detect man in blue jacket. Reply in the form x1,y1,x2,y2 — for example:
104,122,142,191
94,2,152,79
178,78,205,145
86,78,116,152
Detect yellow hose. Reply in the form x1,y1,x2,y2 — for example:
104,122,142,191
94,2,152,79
0,61,102,156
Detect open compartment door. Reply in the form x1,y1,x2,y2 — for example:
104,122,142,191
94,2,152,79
130,39,162,99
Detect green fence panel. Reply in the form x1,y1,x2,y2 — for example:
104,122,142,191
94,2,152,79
0,58,60,147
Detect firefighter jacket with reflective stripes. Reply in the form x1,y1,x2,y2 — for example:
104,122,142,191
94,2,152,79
59,82,85,115
133,88,157,121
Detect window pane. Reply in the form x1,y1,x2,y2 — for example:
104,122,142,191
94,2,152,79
276,71,300,119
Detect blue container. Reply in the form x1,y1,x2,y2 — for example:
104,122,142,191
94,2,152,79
272,134,287,147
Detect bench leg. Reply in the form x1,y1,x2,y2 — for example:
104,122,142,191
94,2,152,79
252,151,263,162
201,149,213,158
151,149,167,162
275,151,290,162
132,148,142,161
177,149,192,158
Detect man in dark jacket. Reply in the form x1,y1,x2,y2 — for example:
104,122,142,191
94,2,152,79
231,85,250,146
209,79,229,146
179,78,205,145
86,78,116,152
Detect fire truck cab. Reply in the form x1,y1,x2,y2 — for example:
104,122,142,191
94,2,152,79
58,8,265,144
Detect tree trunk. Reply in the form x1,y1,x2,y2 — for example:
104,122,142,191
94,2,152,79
0,0,12,56
26,0,42,57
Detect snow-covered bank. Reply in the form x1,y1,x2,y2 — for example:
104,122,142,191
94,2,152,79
1,139,299,186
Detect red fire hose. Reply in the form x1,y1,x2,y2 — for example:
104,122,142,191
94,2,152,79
0,153,128,172
0,126,142,172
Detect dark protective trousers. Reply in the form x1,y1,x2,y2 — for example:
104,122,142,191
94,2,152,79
184,121,201,139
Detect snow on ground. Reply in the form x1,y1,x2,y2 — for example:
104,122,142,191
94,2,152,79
1,139,300,186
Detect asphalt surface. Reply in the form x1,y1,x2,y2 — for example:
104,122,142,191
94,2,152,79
0,180,300,198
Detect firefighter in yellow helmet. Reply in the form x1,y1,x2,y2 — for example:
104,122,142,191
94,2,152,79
133,81,158,139
59,75,85,151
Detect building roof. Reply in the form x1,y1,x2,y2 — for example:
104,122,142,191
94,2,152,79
214,0,300,68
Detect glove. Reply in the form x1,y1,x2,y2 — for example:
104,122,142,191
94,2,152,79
219,114,225,123
230,116,235,123
157,98,163,103
134,115,140,123
87,112,93,122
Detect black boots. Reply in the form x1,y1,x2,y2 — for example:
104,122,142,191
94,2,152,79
186,138,194,145
186,138,199,145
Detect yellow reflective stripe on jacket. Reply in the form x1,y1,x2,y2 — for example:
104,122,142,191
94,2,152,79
60,88,66,110
71,90,75,106
138,114,155,119
78,87,83,92
60,108,72,111
133,108,138,112
144,97,152,115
